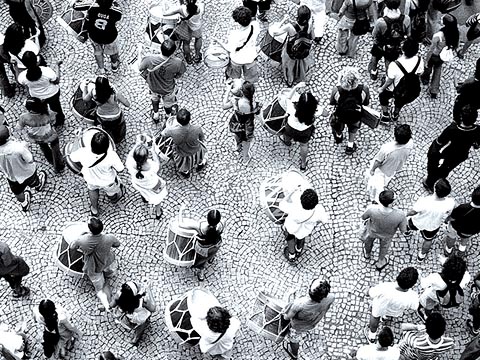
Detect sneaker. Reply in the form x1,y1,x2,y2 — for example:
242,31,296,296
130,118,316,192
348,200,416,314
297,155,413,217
196,163,206,172
111,61,120,73
369,70,378,81
333,133,344,144
380,114,391,124
444,245,453,256
152,111,161,123
196,268,205,281
35,170,47,191
21,190,32,212
429,92,438,99
363,326,376,343
12,286,30,298
417,250,426,261
345,143,357,155
467,319,480,336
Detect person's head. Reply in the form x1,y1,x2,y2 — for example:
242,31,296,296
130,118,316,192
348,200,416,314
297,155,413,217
377,327,395,348
232,6,252,27
206,306,231,333
176,108,191,126
207,209,221,227
25,97,49,115
117,282,143,314
95,76,114,104
0,125,10,146
338,66,360,91
394,124,412,145
472,186,480,206
308,278,330,303
441,255,466,283
241,81,255,111
441,14,459,48
133,144,149,180
22,51,38,69
402,38,419,58
91,131,110,155
3,23,26,55
161,38,177,57
295,92,318,126
385,0,401,10
88,217,104,235
460,104,478,126
204,209,222,244
98,352,118,360
297,5,311,26
475,57,480,80
425,312,446,340
378,190,395,207
97,0,113,9
300,189,319,210
38,299,59,333
433,178,451,198
396,267,419,290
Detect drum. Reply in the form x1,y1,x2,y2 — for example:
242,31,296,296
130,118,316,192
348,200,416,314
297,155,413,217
64,127,115,175
163,218,197,267
260,23,287,63
56,3,89,43
145,4,179,50
155,135,174,162
204,44,230,69
71,80,96,126
55,222,88,277
261,97,288,136
247,291,291,343
259,170,311,224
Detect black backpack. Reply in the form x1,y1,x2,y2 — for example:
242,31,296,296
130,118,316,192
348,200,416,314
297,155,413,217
286,23,313,60
335,85,363,124
393,58,421,105
382,15,406,47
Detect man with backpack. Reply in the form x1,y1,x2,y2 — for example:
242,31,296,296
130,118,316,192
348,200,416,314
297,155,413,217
368,0,410,81
378,38,423,122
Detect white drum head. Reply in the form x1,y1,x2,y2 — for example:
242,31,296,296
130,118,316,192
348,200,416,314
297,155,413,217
188,289,220,319
62,222,89,244
268,22,287,42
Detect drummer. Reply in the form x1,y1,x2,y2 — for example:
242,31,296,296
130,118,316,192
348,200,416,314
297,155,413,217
164,0,205,64
282,278,335,359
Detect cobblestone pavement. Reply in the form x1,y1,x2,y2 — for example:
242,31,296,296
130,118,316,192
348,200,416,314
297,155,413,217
1,0,480,358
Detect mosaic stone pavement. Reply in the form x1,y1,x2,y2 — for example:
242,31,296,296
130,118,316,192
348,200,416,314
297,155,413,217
1,0,480,358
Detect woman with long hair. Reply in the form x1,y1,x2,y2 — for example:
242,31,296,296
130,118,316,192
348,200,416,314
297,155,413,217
82,76,130,143
110,281,156,345
421,14,459,99
223,79,261,164
33,299,81,359
126,139,167,219
3,23,41,77
18,97,65,172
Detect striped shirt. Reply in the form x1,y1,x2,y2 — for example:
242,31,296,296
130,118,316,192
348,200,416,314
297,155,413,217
399,330,454,360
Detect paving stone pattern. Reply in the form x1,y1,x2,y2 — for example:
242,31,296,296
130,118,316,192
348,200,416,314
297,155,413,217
0,0,480,359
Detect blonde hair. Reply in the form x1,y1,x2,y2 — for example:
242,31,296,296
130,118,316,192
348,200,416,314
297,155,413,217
338,66,360,91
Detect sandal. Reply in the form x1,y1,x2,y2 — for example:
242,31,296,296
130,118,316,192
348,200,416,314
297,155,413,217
155,208,163,220
194,53,202,63
90,206,99,217
375,256,390,272
282,342,298,359
184,54,193,64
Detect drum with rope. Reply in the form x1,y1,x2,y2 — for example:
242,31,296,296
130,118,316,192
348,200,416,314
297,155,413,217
145,4,180,50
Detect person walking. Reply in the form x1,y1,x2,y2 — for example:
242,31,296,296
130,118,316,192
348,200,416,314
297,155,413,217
467,272,480,336
70,217,121,310
0,124,47,211
139,39,186,124
292,0,328,43
0,35,15,98
282,279,334,359
453,58,480,123
355,327,400,359
329,66,370,154
457,13,480,59
5,0,45,42
243,0,272,21
361,190,408,271
0,241,30,298
17,97,65,172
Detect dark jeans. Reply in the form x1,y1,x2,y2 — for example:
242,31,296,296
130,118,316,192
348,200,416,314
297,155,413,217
421,54,443,95
0,47,14,97
43,91,65,126
243,0,271,16
425,141,465,188
39,138,65,172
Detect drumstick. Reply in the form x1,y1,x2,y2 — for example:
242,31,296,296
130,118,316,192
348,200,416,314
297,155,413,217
178,204,186,223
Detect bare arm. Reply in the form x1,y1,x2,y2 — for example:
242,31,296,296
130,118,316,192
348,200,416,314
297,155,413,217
369,160,382,176
116,92,130,107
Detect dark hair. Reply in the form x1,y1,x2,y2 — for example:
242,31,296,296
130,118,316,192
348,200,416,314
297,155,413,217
396,267,418,289
440,255,466,283
206,306,231,333
95,76,115,104
88,217,104,235
232,6,252,27
241,81,255,112
300,189,319,210
161,39,177,57
472,186,480,206
475,57,480,80
3,23,26,56
379,190,395,206
394,124,412,144
117,282,143,314
91,132,109,154
402,38,419,58
185,0,198,16
378,327,394,347
26,97,49,115
297,5,311,26
39,299,60,358
99,352,118,360
309,280,330,302
434,179,451,198
460,104,478,126
97,0,113,9
295,92,318,126
204,210,222,245
177,108,191,126
385,0,401,9
425,312,446,340
0,125,10,145
133,144,149,180
441,14,459,49
22,51,38,69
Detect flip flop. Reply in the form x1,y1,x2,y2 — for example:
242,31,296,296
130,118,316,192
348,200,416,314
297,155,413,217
90,206,99,217
282,342,298,360
375,257,390,272
362,245,371,260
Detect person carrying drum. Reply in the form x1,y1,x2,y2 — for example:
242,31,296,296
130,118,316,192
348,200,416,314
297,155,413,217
161,108,207,178
0,241,30,298
0,124,47,212
243,0,273,22
69,131,125,216
70,217,121,311
4,0,45,43
282,278,334,359
215,6,261,83
139,39,187,124
279,188,328,263
164,0,205,64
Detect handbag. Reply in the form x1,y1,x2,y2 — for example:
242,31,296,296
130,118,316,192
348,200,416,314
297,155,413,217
439,47,455,62
360,106,380,129
351,0,370,36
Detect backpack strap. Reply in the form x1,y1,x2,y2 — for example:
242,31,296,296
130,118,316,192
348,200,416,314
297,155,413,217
88,152,108,168
394,60,409,75
235,26,254,52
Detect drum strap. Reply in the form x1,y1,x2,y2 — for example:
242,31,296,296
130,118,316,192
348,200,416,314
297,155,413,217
149,56,171,74
88,152,107,168
212,330,226,344
235,26,254,52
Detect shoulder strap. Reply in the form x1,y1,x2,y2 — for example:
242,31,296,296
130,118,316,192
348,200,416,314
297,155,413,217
395,60,409,75
352,0,358,15
148,56,171,74
413,57,421,73
88,152,107,168
212,330,226,344
235,26,254,52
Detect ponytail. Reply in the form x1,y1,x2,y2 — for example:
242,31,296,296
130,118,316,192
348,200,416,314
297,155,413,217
241,81,255,112
132,144,149,180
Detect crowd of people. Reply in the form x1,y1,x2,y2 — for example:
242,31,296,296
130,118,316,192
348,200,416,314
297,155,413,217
0,0,480,358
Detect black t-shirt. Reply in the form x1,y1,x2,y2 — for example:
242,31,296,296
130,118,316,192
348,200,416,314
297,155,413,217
451,203,480,236
436,123,480,160
456,77,480,110
87,5,122,44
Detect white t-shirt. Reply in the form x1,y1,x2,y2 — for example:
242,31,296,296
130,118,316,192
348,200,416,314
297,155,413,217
301,0,326,12
227,21,260,64
357,344,401,360
411,195,455,231
386,55,425,91
70,147,124,187
18,66,59,100
375,140,414,177
369,282,419,318
420,272,471,306
10,39,40,70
